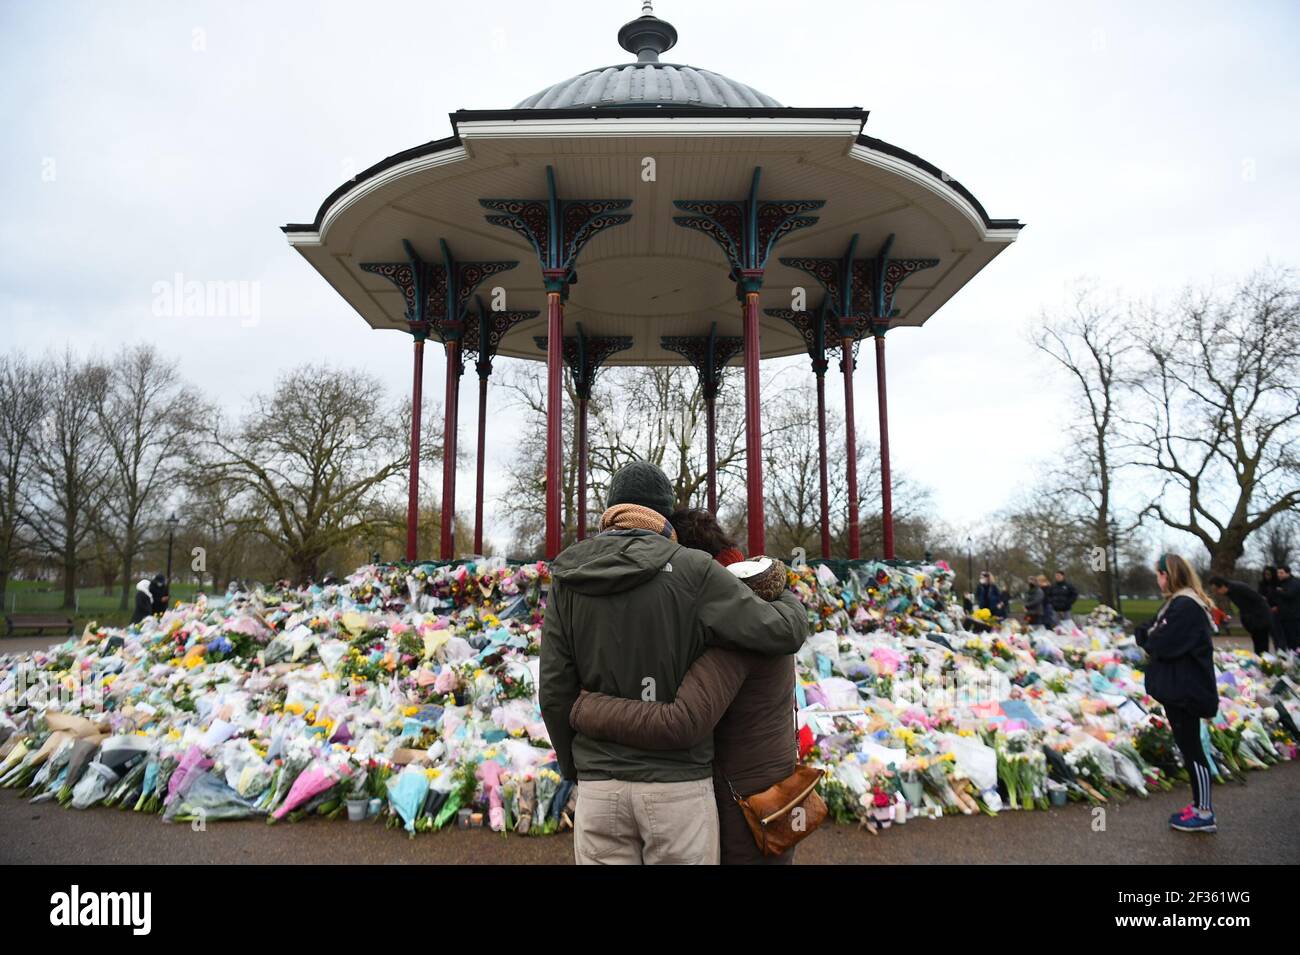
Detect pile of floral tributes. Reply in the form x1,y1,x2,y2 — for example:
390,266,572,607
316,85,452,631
2,559,1298,837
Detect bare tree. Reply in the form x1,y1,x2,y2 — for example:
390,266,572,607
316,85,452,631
24,351,110,608
1032,285,1136,605
205,365,415,582
181,472,258,590
762,396,833,556
761,392,929,559
588,366,752,515
495,363,580,555
1126,269,1300,577
92,345,200,608
0,353,47,608
497,361,785,555
1252,511,1297,569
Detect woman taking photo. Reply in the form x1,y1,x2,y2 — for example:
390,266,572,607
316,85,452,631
568,509,802,865
1135,553,1219,833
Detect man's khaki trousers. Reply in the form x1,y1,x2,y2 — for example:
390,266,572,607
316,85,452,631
574,777,719,865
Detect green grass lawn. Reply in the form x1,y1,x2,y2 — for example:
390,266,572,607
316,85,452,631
1073,597,1163,621
4,579,209,632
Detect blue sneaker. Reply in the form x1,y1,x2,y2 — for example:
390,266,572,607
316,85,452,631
1171,809,1217,833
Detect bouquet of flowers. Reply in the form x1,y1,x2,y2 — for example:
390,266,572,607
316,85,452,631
1063,746,1110,801
921,755,971,815
997,733,1047,810
1133,715,1186,781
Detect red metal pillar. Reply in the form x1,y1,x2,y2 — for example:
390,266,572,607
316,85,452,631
705,395,718,515
406,336,425,562
473,375,488,556
875,331,894,560
816,371,831,559
439,340,460,560
742,291,765,556
576,397,589,541
841,335,861,560
545,291,564,559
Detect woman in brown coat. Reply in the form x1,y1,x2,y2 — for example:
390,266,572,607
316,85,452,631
569,510,800,865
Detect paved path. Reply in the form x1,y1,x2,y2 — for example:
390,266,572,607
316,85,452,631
2,761,1295,865
1,635,77,656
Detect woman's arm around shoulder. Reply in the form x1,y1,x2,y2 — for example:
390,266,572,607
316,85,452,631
569,647,751,750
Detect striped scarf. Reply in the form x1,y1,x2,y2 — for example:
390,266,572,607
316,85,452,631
598,503,677,541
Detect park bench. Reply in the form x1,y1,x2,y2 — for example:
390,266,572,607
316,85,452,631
5,613,75,637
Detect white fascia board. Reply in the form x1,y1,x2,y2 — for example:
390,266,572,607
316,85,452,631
455,115,864,140
307,144,471,244
848,142,1016,244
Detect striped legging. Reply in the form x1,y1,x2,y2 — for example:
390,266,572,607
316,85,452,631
1167,705,1212,812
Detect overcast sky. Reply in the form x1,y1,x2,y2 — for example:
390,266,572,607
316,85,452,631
2,0,1297,555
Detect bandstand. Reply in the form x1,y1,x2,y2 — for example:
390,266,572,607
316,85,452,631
283,3,1022,562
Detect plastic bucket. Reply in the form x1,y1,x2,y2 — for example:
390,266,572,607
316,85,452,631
347,798,368,822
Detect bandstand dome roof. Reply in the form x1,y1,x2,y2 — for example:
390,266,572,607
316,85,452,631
515,63,782,111
283,3,1023,368
517,4,780,110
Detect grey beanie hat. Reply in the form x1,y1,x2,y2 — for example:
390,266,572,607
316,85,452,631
607,460,676,518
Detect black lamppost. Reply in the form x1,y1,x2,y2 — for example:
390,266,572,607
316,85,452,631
166,512,180,582
966,535,973,596
1109,518,1123,618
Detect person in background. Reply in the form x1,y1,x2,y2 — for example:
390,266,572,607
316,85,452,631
1036,575,1059,629
1022,575,1045,627
570,506,806,865
669,508,744,566
1261,567,1283,649
148,573,169,614
1260,566,1279,603
975,571,1002,616
1275,566,1300,652
1047,570,1079,624
994,580,1011,621
130,578,155,625
1207,575,1275,655
1136,553,1219,833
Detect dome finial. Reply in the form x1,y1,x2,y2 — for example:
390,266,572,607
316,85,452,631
618,3,677,63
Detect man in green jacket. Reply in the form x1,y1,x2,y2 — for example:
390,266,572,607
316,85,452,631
539,460,808,864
